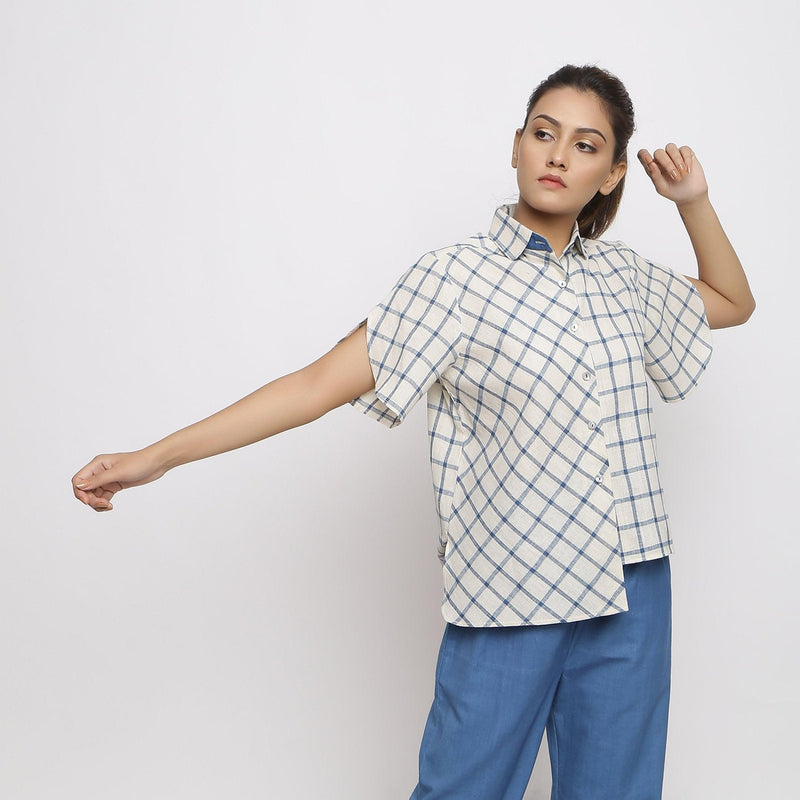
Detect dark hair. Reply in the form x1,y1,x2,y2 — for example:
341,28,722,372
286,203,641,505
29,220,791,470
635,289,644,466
522,65,635,240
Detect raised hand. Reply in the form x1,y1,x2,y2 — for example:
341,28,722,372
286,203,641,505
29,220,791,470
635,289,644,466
72,449,167,512
637,143,708,207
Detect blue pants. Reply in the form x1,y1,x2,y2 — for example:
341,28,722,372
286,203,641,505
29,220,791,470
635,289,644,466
410,556,672,800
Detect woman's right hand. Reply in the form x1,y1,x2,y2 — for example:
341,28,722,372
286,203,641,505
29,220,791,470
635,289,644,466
72,448,167,512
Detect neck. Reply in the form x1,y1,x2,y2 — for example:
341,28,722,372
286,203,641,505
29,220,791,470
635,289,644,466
512,199,577,258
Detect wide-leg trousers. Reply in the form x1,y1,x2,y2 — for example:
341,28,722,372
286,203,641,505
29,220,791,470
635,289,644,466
410,556,672,800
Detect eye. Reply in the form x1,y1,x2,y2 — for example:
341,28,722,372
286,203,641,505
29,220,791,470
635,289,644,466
533,129,554,141
576,141,598,153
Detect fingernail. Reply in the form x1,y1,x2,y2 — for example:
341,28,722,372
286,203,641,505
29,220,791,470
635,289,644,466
670,169,679,180
679,162,686,171
76,482,88,489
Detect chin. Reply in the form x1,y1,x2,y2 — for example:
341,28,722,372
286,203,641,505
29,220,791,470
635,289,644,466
520,195,581,218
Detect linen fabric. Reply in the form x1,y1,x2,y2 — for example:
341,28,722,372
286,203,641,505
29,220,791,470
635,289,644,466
410,556,672,800
351,204,711,626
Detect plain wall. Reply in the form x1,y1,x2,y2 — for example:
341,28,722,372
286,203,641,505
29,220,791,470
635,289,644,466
2,1,797,797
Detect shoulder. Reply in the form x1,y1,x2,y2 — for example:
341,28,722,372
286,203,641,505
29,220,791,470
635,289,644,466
585,238,700,310
402,231,499,289
582,237,681,277
581,236,638,264
578,237,643,286
581,237,685,285
375,232,490,310
421,231,497,265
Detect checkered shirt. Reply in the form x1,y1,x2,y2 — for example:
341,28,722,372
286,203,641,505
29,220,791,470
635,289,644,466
351,204,712,626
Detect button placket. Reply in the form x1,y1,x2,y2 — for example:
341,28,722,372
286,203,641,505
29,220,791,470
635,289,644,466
571,275,604,479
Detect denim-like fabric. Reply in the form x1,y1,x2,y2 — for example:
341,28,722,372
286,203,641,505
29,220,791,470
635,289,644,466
410,556,672,800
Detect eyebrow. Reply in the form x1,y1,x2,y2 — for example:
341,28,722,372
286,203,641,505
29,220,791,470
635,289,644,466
530,114,608,143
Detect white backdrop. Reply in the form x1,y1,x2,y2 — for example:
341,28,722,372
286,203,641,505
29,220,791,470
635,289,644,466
2,1,797,798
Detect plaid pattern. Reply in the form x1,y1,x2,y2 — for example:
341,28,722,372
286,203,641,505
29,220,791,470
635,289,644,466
351,205,712,626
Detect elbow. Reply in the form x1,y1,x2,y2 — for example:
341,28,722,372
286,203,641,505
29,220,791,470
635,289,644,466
719,296,756,328
737,294,757,325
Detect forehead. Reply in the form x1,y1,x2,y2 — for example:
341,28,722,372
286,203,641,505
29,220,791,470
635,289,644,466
528,86,612,134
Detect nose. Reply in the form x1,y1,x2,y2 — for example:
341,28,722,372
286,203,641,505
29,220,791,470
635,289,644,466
547,143,567,169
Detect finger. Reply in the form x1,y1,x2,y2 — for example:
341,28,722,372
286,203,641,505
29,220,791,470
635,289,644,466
637,148,653,166
73,455,123,493
665,142,687,177
678,145,696,173
72,482,115,510
73,486,92,505
89,483,115,508
637,149,670,192
72,482,114,511
72,456,104,492
652,147,681,182
73,472,122,515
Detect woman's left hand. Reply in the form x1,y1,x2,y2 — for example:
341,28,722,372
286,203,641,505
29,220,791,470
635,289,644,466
637,144,708,207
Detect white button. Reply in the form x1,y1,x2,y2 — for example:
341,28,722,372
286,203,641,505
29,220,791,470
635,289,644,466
588,421,596,430
559,280,567,288
581,370,592,382
595,474,603,484
570,323,579,333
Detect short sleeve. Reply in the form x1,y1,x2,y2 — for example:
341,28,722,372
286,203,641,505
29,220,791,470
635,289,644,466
350,253,462,428
625,246,713,403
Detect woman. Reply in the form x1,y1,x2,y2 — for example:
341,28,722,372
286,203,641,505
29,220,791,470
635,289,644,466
72,65,754,799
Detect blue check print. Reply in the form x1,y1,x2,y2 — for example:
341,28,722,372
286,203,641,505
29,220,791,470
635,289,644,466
352,205,712,626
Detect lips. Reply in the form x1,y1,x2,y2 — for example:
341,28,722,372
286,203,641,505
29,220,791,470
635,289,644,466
538,174,566,188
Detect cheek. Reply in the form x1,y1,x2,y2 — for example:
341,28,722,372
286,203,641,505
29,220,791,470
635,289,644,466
582,164,614,192
518,137,540,163
517,153,541,179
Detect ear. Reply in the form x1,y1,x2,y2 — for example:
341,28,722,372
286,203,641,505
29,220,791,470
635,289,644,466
512,128,522,168
599,160,627,196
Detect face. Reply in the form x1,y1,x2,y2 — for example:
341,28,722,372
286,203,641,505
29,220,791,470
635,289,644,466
512,86,626,228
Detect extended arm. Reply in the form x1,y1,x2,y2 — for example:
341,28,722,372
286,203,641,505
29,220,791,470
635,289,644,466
72,324,375,511
637,144,755,329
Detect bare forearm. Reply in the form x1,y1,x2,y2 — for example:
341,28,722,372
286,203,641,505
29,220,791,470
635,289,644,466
678,195,755,325
638,145,755,329
72,325,375,511
150,367,327,471
150,325,374,471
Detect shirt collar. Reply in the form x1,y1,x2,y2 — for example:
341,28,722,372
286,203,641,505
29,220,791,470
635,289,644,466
488,204,586,259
